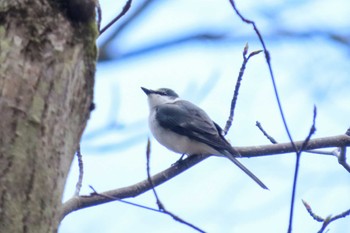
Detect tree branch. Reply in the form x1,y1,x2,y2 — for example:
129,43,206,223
59,153,209,222
228,0,298,155
238,134,350,157
302,199,350,233
99,0,132,35
60,134,350,221
145,139,205,233
337,146,350,173
74,145,84,196
223,43,262,136
288,106,317,233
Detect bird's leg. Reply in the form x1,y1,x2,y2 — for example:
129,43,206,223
171,153,187,166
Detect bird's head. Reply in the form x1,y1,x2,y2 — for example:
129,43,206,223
141,87,179,108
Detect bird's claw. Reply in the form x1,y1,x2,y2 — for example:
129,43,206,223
171,154,187,166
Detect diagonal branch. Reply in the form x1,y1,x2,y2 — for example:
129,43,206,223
224,43,262,135
60,134,350,221
302,199,350,233
228,0,295,142
99,0,132,36
145,139,205,233
59,153,209,221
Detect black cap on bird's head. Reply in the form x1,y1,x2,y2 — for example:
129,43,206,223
141,87,179,98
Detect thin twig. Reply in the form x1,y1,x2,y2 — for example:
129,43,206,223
146,138,164,210
224,43,262,135
256,121,278,144
299,106,317,152
302,199,350,233
346,127,350,136
336,146,350,173
96,1,102,32
305,149,335,155
256,121,337,156
98,0,154,60
288,106,317,233
228,0,296,150
99,0,132,36
145,139,206,233
337,128,350,172
301,199,324,222
89,185,160,212
228,2,305,232
74,145,84,196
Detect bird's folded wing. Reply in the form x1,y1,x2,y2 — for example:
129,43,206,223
155,101,231,150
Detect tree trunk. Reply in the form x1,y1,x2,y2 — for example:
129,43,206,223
0,0,97,232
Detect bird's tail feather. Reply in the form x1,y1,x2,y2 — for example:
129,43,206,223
223,150,269,190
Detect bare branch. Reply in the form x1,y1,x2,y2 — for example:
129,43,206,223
288,106,317,233
59,153,209,222
256,120,338,157
89,183,206,233
302,199,350,233
228,2,323,232
302,199,324,222
146,140,205,232
224,43,262,135
346,127,350,136
96,1,102,32
99,0,132,36
99,0,154,60
334,128,350,172
146,138,163,210
228,0,297,153
336,147,350,173
146,139,205,232
256,121,278,144
299,106,317,152
74,145,84,196
239,134,350,158
100,31,226,61
60,134,350,221
89,186,160,212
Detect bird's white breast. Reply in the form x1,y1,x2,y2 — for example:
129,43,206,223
148,109,218,156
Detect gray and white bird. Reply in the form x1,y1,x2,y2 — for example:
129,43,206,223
141,87,268,189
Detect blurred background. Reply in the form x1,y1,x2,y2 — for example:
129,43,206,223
59,0,350,232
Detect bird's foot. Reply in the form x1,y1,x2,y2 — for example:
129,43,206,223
171,154,187,166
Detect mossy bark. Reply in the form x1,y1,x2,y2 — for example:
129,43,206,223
0,0,97,232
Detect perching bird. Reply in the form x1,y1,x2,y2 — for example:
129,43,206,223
141,87,268,189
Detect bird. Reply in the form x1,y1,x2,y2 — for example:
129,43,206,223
141,87,268,189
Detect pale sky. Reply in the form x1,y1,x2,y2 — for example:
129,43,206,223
59,0,350,232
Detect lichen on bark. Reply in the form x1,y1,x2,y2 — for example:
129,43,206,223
0,0,98,232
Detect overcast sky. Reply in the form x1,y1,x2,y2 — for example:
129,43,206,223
59,0,350,232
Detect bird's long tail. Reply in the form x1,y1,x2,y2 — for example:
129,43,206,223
223,149,269,190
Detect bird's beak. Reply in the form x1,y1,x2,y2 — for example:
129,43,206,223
141,87,153,95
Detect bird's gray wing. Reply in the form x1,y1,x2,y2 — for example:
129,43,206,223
155,100,231,151
156,101,268,190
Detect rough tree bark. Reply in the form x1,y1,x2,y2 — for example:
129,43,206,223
0,0,97,232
